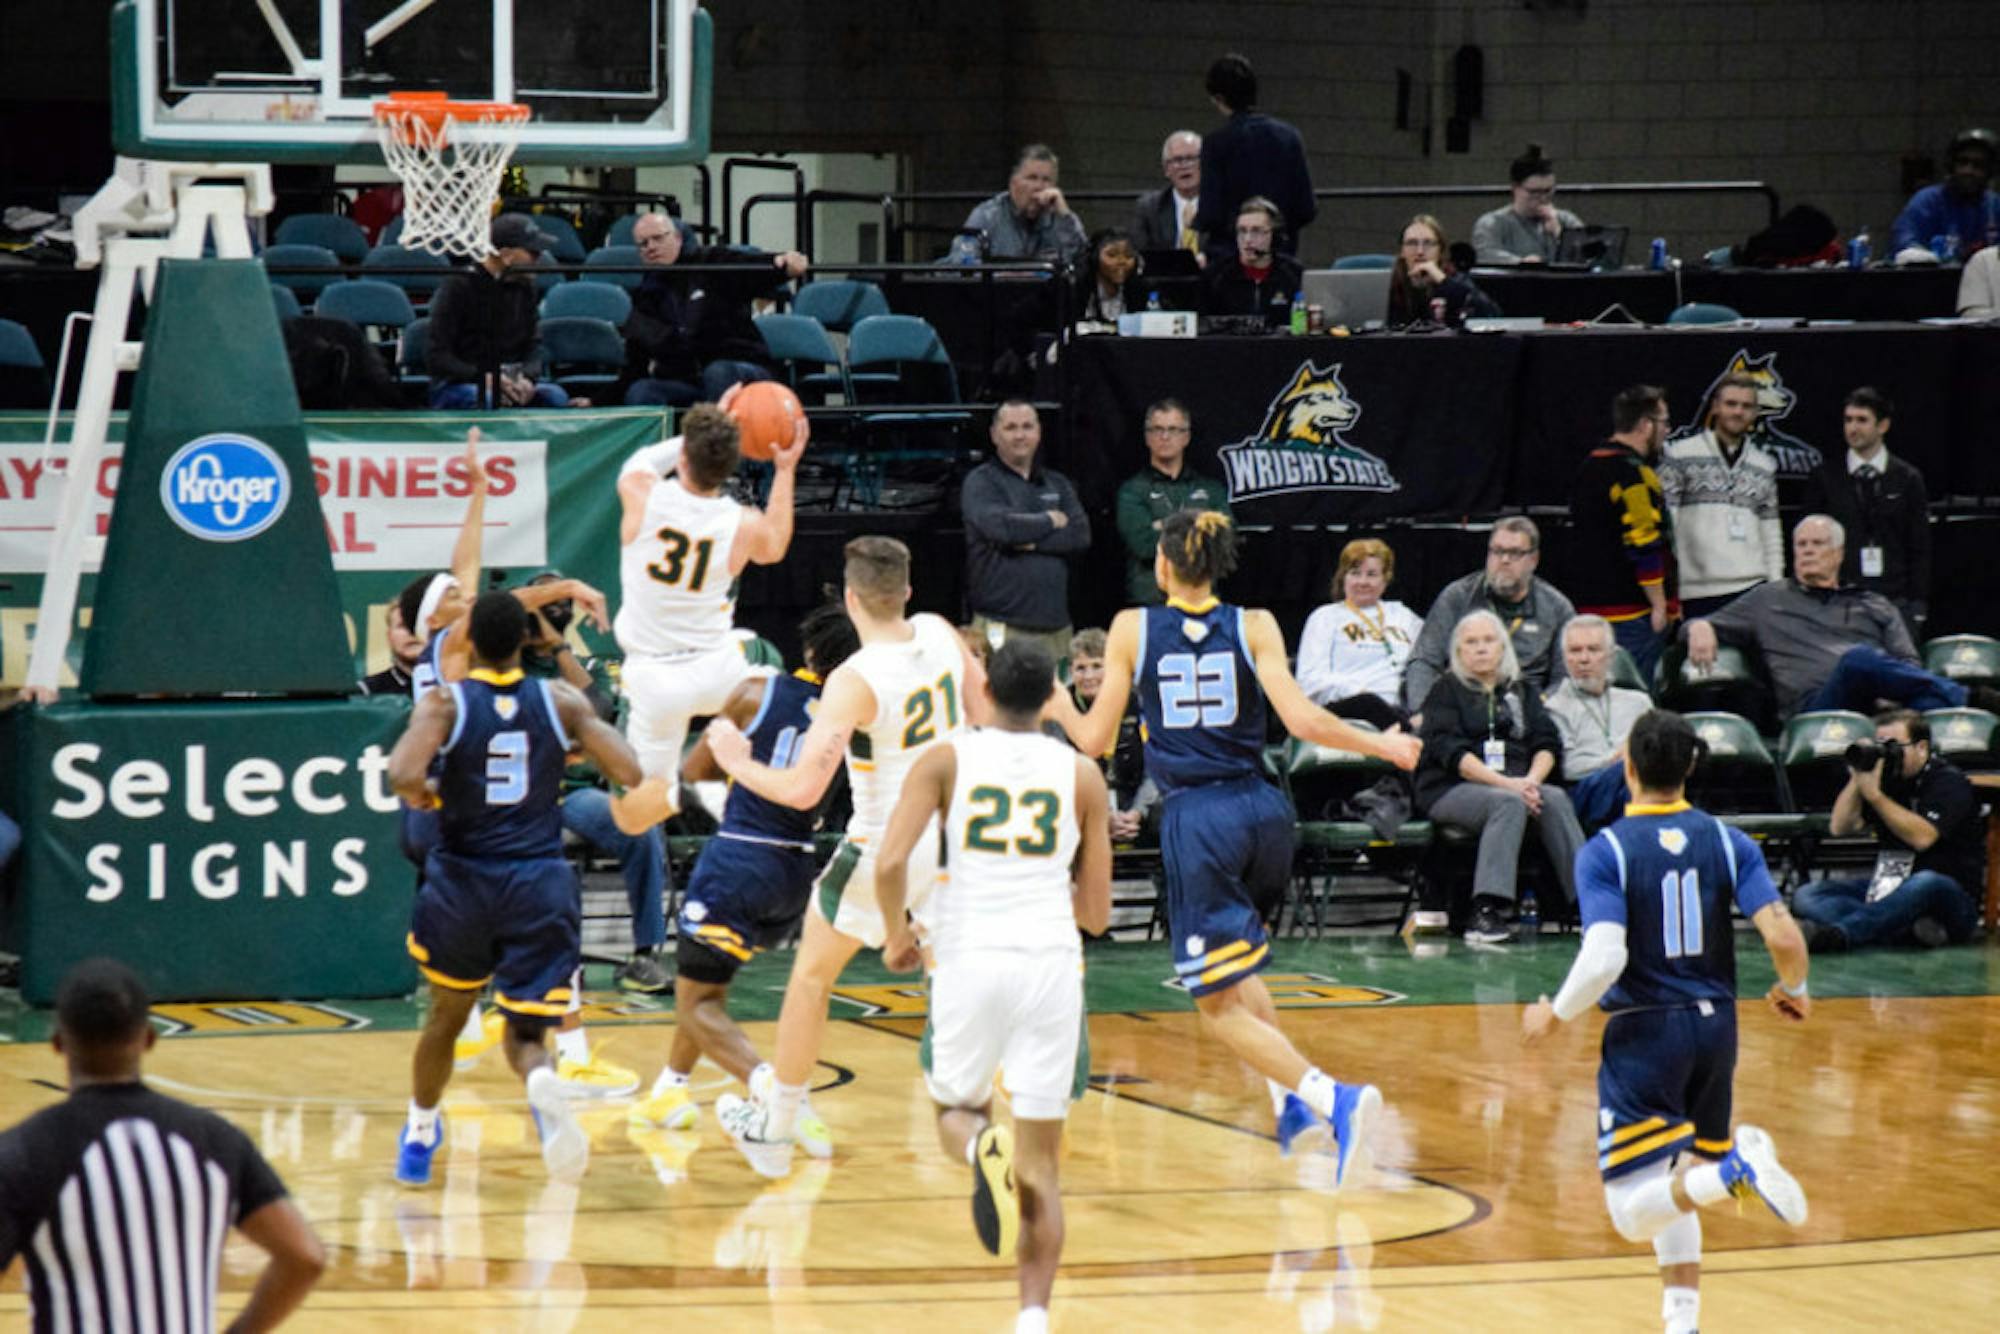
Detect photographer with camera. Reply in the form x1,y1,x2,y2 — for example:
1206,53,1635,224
523,572,673,995
1793,709,1984,952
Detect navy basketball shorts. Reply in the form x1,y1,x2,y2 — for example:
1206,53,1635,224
1596,1001,1738,1180
1162,776,1296,999
408,849,581,1030
676,835,817,985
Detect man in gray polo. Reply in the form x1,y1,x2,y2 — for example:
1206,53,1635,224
1404,516,1575,714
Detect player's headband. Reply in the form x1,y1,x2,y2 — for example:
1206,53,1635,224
416,574,459,632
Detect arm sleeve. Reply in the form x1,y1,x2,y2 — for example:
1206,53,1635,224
1959,249,2000,318
224,1125,291,1223
1700,588,1763,647
1890,192,1932,255
1114,477,1158,564
1617,471,1669,587
1053,212,1090,266
1192,144,1225,240
1726,826,1782,918
1523,688,1564,763
423,279,481,381
960,470,1056,546
1912,768,1976,850
1032,474,1091,553
1418,678,1478,778
1551,921,1630,1021
1880,598,1919,662
1294,605,1339,705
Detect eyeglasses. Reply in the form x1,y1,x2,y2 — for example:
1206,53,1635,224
1488,545,1536,561
1163,155,1200,169
1236,224,1273,237
1401,237,1440,249
1145,424,1191,436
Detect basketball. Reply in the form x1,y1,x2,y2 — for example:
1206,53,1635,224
727,382,805,461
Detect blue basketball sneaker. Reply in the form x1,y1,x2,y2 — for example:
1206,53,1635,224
395,1114,444,1186
1720,1124,1807,1225
1328,1082,1382,1189
1276,1093,1321,1157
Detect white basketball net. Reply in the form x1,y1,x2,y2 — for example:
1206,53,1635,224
373,102,529,259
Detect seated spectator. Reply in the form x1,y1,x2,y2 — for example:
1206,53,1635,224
1404,515,1575,714
1682,514,2000,720
1415,609,1585,944
357,600,425,696
1069,628,1156,844
1794,709,1983,952
623,212,808,407
1543,616,1652,830
1201,196,1303,327
1131,130,1204,256
1387,215,1499,327
1890,127,2000,264
520,572,671,993
426,213,573,410
1074,228,1147,325
1799,387,1930,638
1114,398,1231,606
1471,144,1585,265
283,316,402,410
1958,241,2000,318
1296,537,1423,727
959,144,1088,265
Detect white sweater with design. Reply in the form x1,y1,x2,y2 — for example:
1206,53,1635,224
1657,429,1784,601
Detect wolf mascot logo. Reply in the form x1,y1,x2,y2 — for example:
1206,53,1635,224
1218,362,1399,503
1671,350,1822,480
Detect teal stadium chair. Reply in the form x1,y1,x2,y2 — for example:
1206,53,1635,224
792,279,891,334
1332,253,1395,270
1923,707,2000,772
313,279,419,349
395,316,430,399
523,212,589,264
274,212,371,263
755,313,850,405
1923,634,2000,689
1667,302,1743,325
0,317,50,409
1778,710,1874,811
606,214,642,247
583,245,645,290
261,243,343,303
542,280,633,326
837,314,973,507
1683,711,1813,849
269,283,303,321
1611,646,1653,696
363,244,450,304
536,316,626,398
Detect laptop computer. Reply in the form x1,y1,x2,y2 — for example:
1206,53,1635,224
1301,268,1393,328
1554,224,1629,270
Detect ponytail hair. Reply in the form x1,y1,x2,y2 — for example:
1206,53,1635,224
1159,508,1239,586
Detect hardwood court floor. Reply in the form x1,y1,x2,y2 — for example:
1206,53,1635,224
4,939,1998,1331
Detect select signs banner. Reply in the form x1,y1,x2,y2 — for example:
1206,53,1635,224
2,698,415,1004
0,409,667,687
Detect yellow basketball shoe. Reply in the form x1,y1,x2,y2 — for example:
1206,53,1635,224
630,1075,699,1130
556,1055,640,1099
453,1011,505,1070
795,1104,834,1160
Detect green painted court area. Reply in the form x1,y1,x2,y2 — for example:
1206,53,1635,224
4,935,1994,1044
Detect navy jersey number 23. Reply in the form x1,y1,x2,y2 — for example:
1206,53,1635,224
1135,599,1269,794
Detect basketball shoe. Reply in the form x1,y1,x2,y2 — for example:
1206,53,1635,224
395,1114,445,1187
748,1064,833,1160
527,1067,590,1180
630,1072,699,1130
1276,1093,1324,1157
717,1093,795,1180
1721,1124,1807,1225
1328,1082,1383,1190
970,1124,1020,1257
556,1054,640,1099
453,1012,504,1070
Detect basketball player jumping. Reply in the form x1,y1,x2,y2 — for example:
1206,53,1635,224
874,639,1111,1334
1522,708,1811,1334
1046,510,1420,1184
704,536,988,1177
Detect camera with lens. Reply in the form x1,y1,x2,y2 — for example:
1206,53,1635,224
1844,737,1904,772
539,597,575,636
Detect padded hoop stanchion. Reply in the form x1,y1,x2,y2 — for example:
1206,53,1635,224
372,92,529,259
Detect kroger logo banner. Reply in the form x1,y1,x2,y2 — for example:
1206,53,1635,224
159,433,290,542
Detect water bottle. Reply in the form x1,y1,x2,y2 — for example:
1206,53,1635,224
946,230,983,267
1519,887,1540,938
1649,236,1668,270
1146,290,1162,311
1289,289,1308,335
1848,228,1870,269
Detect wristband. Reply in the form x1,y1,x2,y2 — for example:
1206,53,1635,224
1779,978,1808,999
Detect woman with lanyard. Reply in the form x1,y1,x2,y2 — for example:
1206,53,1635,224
1413,609,1585,945
1296,538,1425,729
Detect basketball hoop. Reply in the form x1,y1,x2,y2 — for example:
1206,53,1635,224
372,92,529,258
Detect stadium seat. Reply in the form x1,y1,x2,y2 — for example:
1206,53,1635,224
274,212,371,263
1778,710,1874,811
261,243,343,302
583,245,645,289
542,280,633,326
606,214,642,247
313,279,419,344
0,317,50,409
755,313,849,404
523,212,589,264
837,314,973,507
1610,646,1653,696
396,316,430,398
269,283,303,321
1667,302,1743,325
1283,730,1391,822
1683,711,1811,842
1332,253,1395,270
792,279,890,333
1923,707,2000,772
1656,641,1772,731
537,316,627,398
362,244,450,303
1923,634,2000,689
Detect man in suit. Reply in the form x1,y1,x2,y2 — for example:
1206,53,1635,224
1799,387,1931,638
1132,130,1204,257
1192,54,1315,263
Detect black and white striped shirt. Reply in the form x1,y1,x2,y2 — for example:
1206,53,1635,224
0,1082,288,1334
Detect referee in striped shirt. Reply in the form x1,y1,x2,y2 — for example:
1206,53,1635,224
0,958,325,1332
